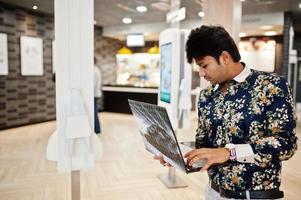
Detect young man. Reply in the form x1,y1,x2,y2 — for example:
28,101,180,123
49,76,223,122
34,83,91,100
156,25,298,199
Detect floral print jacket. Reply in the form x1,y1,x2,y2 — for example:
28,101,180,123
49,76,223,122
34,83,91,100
196,69,298,191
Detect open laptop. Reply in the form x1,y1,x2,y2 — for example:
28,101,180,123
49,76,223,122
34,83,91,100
128,99,205,174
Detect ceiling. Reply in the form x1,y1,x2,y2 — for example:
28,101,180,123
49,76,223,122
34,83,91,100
0,0,300,38
0,0,300,26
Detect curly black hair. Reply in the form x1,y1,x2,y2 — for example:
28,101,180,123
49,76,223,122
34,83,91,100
186,25,241,64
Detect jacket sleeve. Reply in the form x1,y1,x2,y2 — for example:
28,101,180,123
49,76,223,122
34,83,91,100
250,77,298,168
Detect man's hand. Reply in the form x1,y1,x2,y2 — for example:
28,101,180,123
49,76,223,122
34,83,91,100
153,155,171,167
184,148,230,172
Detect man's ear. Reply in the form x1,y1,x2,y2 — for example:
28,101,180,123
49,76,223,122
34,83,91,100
219,51,231,66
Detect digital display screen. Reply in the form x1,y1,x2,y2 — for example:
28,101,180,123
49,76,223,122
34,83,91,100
160,43,172,103
126,34,145,47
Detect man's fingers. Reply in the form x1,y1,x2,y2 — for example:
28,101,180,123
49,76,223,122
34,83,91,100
188,154,206,166
188,156,200,166
153,155,159,160
159,159,166,165
153,155,164,164
184,150,194,158
153,155,163,160
158,156,166,164
186,150,206,164
164,163,171,167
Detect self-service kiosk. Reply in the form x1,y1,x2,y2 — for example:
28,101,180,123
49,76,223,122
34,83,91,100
158,28,192,131
157,28,192,188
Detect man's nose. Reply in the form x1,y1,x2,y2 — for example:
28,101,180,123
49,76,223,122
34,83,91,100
199,68,205,77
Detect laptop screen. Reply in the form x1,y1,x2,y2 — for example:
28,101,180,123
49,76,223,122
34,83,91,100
128,99,187,172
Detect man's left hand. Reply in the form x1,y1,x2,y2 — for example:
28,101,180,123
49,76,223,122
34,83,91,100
184,148,230,172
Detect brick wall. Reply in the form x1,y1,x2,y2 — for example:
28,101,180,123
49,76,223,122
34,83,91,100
294,33,301,57
0,4,55,129
94,28,122,85
281,11,292,78
282,11,301,103
293,33,301,103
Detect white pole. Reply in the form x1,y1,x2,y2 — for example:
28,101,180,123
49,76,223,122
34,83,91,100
54,0,95,199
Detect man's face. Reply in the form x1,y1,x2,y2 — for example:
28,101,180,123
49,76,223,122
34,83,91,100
195,56,227,84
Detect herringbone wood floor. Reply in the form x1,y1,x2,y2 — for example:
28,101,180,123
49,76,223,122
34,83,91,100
0,112,300,200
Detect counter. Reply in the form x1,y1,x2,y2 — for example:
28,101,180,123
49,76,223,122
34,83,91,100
102,86,158,94
102,85,158,113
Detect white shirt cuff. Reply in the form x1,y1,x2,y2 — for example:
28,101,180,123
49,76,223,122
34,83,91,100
235,144,255,163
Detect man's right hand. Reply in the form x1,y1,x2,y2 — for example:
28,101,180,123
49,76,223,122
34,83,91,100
153,155,171,167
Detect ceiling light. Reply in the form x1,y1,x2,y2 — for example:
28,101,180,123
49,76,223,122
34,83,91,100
198,11,205,18
299,3,301,8
122,18,132,24
239,32,247,37
264,31,277,36
32,5,38,10
94,20,97,25
240,0,246,2
136,6,147,12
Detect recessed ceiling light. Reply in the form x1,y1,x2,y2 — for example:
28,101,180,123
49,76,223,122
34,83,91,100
122,18,132,24
239,32,247,37
264,31,277,36
299,3,301,8
32,5,38,10
198,11,205,18
240,0,246,2
136,6,147,12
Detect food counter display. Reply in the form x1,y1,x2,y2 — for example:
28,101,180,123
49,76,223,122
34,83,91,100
116,53,160,87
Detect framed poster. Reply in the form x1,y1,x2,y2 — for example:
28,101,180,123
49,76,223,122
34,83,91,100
20,36,43,76
0,33,8,75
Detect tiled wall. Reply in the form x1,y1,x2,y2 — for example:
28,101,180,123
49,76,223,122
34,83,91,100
0,4,55,129
94,28,122,85
293,33,301,103
281,12,291,79
282,11,301,103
